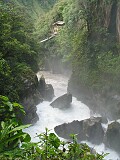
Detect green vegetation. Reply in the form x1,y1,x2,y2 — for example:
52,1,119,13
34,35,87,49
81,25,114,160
63,0,120,92
0,1,41,101
34,0,75,71
36,0,120,92
69,0,120,90
14,0,58,20
0,96,31,154
1,0,120,159
0,96,107,159
1,0,119,97
0,0,65,101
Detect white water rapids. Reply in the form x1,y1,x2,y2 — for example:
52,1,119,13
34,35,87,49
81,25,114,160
24,71,120,160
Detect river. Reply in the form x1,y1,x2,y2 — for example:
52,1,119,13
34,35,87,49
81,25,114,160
24,71,120,160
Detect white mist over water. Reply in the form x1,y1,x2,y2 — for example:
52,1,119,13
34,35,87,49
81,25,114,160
24,71,120,160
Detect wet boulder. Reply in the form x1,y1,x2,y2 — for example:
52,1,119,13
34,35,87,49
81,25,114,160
104,121,120,153
38,75,54,101
50,93,72,109
38,75,46,97
54,117,104,144
54,120,84,140
83,117,104,144
101,116,108,124
45,84,54,101
21,97,39,124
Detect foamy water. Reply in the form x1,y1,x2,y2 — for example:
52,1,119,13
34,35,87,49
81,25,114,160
24,71,120,160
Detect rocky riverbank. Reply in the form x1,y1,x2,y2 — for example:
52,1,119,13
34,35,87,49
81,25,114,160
68,75,120,121
19,73,54,124
54,117,120,155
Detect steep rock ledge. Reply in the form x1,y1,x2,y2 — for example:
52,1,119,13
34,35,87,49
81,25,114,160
19,75,42,124
19,74,54,124
67,1,120,120
68,76,120,120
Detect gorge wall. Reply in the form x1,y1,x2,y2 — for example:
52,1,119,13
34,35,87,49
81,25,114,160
68,0,120,120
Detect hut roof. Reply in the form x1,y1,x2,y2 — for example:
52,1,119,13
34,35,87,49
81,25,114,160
53,21,65,26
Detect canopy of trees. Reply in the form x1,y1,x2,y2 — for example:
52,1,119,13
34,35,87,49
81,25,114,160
0,1,40,101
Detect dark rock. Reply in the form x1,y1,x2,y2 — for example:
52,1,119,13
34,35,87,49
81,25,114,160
19,75,43,124
68,75,120,120
104,121,120,153
21,103,38,124
101,116,108,124
38,75,54,101
54,120,84,140
45,84,54,101
19,73,54,124
20,90,42,124
83,117,104,144
38,75,46,97
54,117,104,145
50,93,72,109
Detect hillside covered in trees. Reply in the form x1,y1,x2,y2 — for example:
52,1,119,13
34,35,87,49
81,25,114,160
32,0,120,119
35,0,120,119
1,0,120,159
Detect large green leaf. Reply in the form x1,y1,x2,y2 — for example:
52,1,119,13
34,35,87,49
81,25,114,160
5,132,29,144
0,121,13,140
22,133,31,142
0,95,9,102
9,124,31,134
13,102,25,114
6,101,13,111
48,133,60,149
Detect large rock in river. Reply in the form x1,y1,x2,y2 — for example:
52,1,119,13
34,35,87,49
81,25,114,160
45,84,54,101
104,121,120,153
38,75,54,101
83,117,104,144
54,117,104,145
50,93,72,109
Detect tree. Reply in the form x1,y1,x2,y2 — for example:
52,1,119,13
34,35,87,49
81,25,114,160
0,1,39,101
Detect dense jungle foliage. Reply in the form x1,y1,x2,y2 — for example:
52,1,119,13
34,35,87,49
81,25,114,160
0,0,41,101
37,0,120,92
14,0,58,19
2,0,119,98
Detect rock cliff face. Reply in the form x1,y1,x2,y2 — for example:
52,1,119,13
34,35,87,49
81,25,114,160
117,5,120,41
68,79,120,120
84,0,120,41
19,74,54,124
68,0,120,120
103,0,120,41
78,0,119,42
19,75,42,124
